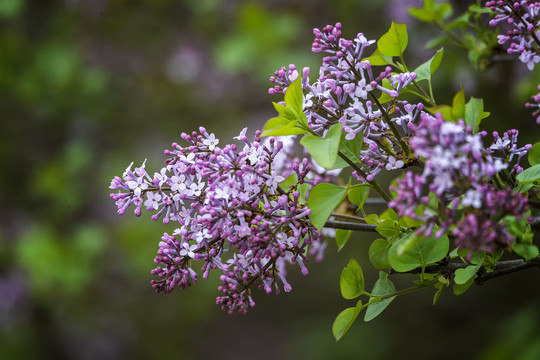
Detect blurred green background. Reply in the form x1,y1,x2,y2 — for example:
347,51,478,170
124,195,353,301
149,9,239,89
1,0,539,359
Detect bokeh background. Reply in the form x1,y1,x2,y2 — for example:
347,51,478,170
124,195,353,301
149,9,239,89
1,0,539,359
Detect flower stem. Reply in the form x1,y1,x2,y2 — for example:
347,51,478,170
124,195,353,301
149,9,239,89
337,151,392,203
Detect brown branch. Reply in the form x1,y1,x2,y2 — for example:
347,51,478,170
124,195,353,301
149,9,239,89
390,256,540,285
324,219,377,232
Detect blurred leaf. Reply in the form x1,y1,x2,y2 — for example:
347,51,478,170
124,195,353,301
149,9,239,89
0,0,24,18
375,219,399,238
433,285,444,305
16,224,105,298
453,277,474,295
348,186,370,210
528,142,540,166
409,0,453,23
332,300,363,341
454,262,483,285
369,238,390,269
451,87,466,121
336,229,352,252
512,243,539,261
517,164,540,183
425,35,450,49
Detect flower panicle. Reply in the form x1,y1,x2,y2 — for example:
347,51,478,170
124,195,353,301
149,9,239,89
109,127,326,313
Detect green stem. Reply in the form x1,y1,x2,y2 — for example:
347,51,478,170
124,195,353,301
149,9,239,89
337,151,392,203
428,79,436,105
435,20,466,47
369,279,438,304
330,212,366,222
368,93,412,157
403,90,432,104
412,79,435,106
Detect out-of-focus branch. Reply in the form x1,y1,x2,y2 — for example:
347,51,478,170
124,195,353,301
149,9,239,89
390,256,540,285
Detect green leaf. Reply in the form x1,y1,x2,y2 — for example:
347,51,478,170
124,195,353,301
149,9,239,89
297,182,309,205
453,277,474,295
280,173,298,191
336,229,353,252
380,208,399,222
408,0,453,23
504,215,533,243
348,186,370,210
340,258,365,299
388,233,449,272
377,22,408,57
400,215,425,228
513,243,539,261
364,272,396,322
392,232,424,256
284,77,303,113
332,300,364,341
329,131,365,169
261,78,310,137
528,142,540,166
408,7,436,22
469,4,493,13
339,132,364,163
465,97,489,132
261,117,306,136
516,164,540,183
426,104,452,121
365,214,379,225
451,88,465,121
300,123,342,169
307,183,348,230
447,13,470,31
433,285,444,305
273,102,298,121
413,48,444,82
364,48,394,65
454,262,483,285
369,238,391,269
375,219,400,239
425,35,450,49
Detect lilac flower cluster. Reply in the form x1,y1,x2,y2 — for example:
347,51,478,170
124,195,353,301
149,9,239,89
390,113,531,252
486,0,540,70
526,84,540,123
269,23,422,182
109,128,324,313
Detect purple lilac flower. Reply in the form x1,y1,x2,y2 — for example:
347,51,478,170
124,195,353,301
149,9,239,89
486,129,532,174
486,0,540,70
390,112,531,253
525,83,540,123
110,128,323,313
268,23,422,182
451,186,529,253
409,113,507,197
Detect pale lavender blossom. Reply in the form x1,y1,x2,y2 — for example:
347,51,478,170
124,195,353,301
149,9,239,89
110,128,324,313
